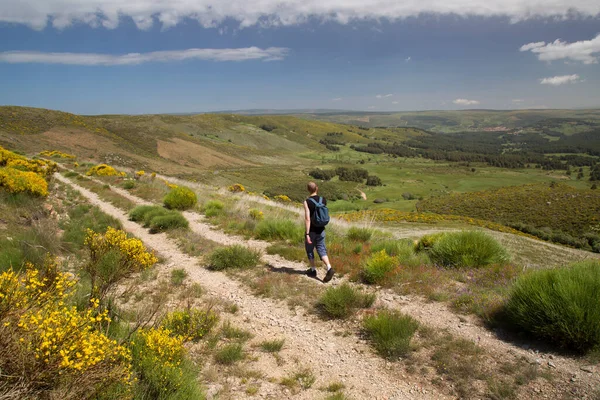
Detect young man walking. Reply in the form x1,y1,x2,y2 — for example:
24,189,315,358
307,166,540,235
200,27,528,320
304,181,335,283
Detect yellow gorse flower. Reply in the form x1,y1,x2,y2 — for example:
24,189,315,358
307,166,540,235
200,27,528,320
84,227,158,272
86,163,120,177
39,150,76,159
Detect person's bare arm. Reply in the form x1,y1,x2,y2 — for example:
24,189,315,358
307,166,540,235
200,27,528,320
304,201,312,244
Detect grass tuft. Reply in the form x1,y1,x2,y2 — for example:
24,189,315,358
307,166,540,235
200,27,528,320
363,309,419,359
361,250,398,285
503,260,600,352
208,245,261,271
316,283,376,319
255,219,303,242
163,186,197,210
259,339,285,353
214,343,244,365
346,227,373,242
170,268,188,286
426,231,510,268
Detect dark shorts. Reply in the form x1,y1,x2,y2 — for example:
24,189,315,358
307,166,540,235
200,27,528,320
305,231,327,260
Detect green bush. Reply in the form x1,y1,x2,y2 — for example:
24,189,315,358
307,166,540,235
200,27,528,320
170,269,188,286
363,310,419,359
427,231,510,268
129,205,188,233
414,232,447,252
122,180,135,189
208,245,261,271
62,204,121,250
371,240,430,267
149,213,189,233
203,200,224,217
161,308,219,342
128,205,157,222
259,339,285,353
163,186,197,210
346,227,373,242
255,219,303,242
317,283,376,319
131,330,203,400
361,250,398,285
504,260,600,352
214,343,244,365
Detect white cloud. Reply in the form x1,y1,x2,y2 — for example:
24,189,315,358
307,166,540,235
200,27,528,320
511,99,525,103
520,34,600,64
405,56,411,62
453,98,480,106
376,94,393,98
2,1,599,31
0,47,289,65
540,74,582,85
367,106,376,109
331,97,342,101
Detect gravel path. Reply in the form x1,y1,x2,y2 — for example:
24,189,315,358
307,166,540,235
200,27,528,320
56,172,600,399
54,173,447,399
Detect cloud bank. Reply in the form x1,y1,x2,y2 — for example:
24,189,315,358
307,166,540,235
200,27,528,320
0,47,289,65
520,34,600,64
376,94,393,98
453,98,480,106
2,0,599,30
540,74,581,85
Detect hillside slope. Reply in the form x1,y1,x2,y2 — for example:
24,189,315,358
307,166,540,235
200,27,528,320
0,106,422,175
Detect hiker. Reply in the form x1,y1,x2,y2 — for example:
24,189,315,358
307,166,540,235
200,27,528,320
304,181,335,282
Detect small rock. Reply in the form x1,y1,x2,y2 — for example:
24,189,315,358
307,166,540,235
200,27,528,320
580,366,594,373
530,358,542,365
548,361,556,369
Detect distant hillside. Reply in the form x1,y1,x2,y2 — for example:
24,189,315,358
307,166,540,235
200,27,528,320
298,109,600,134
0,106,420,176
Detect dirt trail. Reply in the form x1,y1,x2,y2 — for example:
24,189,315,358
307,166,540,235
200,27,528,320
58,172,600,397
54,173,447,399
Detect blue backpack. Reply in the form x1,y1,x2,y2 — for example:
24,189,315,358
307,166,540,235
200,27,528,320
308,197,330,227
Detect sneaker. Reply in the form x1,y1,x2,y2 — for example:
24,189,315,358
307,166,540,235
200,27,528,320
306,268,317,278
323,268,335,283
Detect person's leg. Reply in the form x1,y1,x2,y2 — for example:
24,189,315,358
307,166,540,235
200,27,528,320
316,231,335,282
305,232,317,276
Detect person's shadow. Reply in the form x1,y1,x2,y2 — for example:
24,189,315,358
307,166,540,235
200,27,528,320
267,264,323,282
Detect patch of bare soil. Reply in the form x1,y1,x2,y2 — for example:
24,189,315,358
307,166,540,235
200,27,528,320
157,138,254,169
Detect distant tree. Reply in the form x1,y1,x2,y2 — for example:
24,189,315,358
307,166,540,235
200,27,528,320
260,124,277,132
366,175,383,186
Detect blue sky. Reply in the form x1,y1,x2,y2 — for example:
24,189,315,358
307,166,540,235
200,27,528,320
0,1,599,114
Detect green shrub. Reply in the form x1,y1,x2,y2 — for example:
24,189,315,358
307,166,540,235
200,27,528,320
346,227,373,242
504,260,600,352
129,205,188,233
208,245,261,271
363,310,419,359
220,320,253,342
149,213,189,233
161,308,219,342
170,268,188,286
164,186,197,210
203,200,224,217
317,283,376,319
414,232,447,252
62,204,121,250
214,343,244,365
255,219,303,242
372,240,430,267
361,250,398,285
128,205,157,222
428,231,510,268
259,339,285,353
131,328,203,399
122,180,135,189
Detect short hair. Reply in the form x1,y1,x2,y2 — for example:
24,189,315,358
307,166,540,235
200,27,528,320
307,182,318,193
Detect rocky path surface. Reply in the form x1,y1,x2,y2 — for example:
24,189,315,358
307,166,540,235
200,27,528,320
54,173,447,399
56,172,600,399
